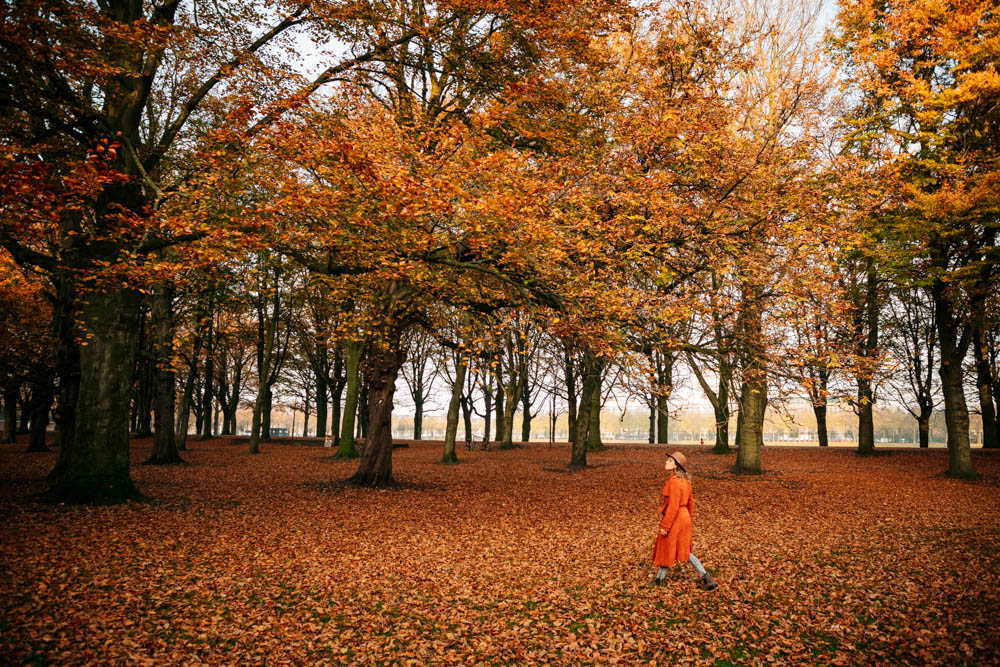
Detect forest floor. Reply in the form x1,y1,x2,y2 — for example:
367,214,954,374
1,438,998,665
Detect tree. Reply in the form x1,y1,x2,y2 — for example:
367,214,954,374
833,0,1000,476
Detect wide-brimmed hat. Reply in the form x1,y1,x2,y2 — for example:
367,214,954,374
669,451,688,471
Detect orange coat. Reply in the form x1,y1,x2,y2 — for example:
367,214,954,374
652,474,693,568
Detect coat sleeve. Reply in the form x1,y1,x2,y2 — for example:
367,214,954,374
687,487,694,520
658,477,681,533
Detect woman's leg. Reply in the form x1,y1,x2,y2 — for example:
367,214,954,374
688,554,707,577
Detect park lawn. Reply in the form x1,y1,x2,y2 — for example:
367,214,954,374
1,439,998,665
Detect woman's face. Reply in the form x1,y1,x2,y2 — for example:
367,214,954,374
664,456,676,472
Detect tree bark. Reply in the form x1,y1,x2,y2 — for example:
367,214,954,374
336,341,363,458
494,376,504,442
974,327,998,449
571,352,600,468
564,347,577,446
42,287,142,503
413,387,423,440
933,276,975,476
734,296,766,475
146,282,181,464
856,266,878,456
26,384,54,452
656,353,672,445
520,388,532,442
351,333,405,487
315,376,328,438
586,361,603,451
442,356,467,463
814,403,829,448
648,401,655,444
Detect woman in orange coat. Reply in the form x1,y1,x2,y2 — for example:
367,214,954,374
652,452,716,590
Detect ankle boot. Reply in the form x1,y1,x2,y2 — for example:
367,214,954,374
699,572,717,591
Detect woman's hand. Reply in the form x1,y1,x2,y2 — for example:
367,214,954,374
659,529,668,537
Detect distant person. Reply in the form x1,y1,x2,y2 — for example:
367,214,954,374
651,452,717,590
700,437,704,447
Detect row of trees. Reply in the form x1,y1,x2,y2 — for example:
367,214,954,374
1,0,997,501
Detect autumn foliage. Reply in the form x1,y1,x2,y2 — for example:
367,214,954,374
1,439,998,664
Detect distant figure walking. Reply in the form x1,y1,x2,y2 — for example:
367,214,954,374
652,451,717,590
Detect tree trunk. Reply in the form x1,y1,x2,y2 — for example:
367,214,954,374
571,353,599,468
648,401,655,444
814,403,829,448
974,327,998,449
734,297,766,475
351,333,405,487
442,356,467,464
262,388,272,440
918,407,931,449
337,341,363,458
249,288,279,455
734,377,766,474
315,377,328,438
655,350,672,444
482,376,492,445
564,348,577,446
42,287,142,503
18,391,30,435
494,378,504,443
26,385,54,452
358,382,369,438
521,388,532,442
176,362,198,451
200,346,214,440
146,283,181,464
857,377,875,455
2,384,17,444
460,394,472,443
50,270,80,478
586,361,604,451
413,388,423,440
933,277,975,477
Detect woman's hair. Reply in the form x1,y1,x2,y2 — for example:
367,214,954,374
668,455,692,481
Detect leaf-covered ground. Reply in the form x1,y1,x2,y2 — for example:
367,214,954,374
1,439,998,665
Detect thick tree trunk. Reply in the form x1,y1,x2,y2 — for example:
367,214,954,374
521,389,532,442
734,377,766,474
564,349,577,447
586,362,603,451
18,393,30,435
713,395,730,454
974,328,998,449
351,334,405,487
42,287,142,503
933,277,975,477
146,283,181,464
176,363,197,451
571,353,599,468
413,389,423,440
262,388,272,440
337,341,363,458
918,409,931,448
315,377,328,438
734,297,766,475
460,394,472,443
940,360,974,475
814,403,829,448
50,273,81,479
442,357,467,463
358,382,369,438
494,381,504,443
26,385,54,452
856,378,875,455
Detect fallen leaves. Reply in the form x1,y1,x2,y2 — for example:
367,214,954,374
1,440,998,664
